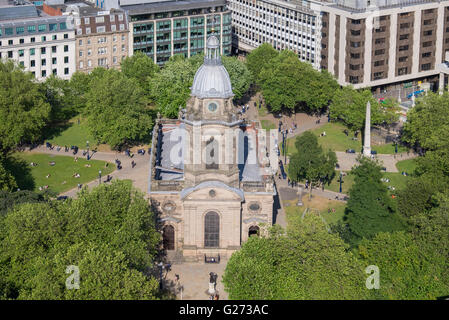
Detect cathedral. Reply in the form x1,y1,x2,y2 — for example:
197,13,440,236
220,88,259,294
148,35,276,262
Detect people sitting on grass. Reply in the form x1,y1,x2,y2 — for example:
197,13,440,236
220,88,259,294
49,161,55,166
62,181,66,185
74,157,78,162
46,174,51,179
30,162,38,167
84,164,91,168
73,173,80,178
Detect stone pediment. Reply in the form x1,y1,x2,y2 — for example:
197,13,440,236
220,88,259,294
180,181,244,202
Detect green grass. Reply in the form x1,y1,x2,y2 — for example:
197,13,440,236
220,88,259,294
284,197,346,227
382,159,417,193
372,143,409,155
284,122,362,156
260,119,276,130
9,153,115,194
47,117,96,149
395,158,417,174
326,173,355,194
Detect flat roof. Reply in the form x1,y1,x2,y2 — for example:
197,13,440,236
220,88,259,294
122,0,227,16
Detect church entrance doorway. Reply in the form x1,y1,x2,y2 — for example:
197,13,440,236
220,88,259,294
248,225,260,237
163,225,175,250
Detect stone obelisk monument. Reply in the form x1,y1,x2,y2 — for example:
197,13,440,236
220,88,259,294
363,101,371,157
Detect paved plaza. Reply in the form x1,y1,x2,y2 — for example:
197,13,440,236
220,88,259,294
164,261,229,300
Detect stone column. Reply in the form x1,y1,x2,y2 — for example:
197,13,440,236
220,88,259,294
439,72,444,95
363,101,371,157
411,94,416,108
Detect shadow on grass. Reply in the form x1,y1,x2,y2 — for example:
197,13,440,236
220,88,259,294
4,156,35,191
42,122,73,142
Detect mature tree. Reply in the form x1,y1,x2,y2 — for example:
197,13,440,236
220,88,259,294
121,51,159,92
221,55,251,100
84,69,152,149
223,215,369,300
245,43,278,84
0,190,49,216
149,54,203,118
402,91,449,151
357,231,449,300
345,157,404,243
259,50,306,112
0,180,161,300
329,86,399,131
398,146,449,221
66,71,91,112
0,161,17,192
42,75,78,123
288,131,337,199
0,60,51,155
258,50,338,113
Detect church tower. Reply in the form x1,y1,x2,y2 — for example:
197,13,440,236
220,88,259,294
183,35,242,188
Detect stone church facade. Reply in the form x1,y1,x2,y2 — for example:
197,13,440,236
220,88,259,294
148,36,275,262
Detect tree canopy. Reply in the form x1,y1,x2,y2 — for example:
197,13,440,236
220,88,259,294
345,157,405,244
221,55,251,100
329,86,399,131
0,60,51,156
245,43,278,84
258,50,338,113
288,131,337,198
83,69,153,149
223,215,369,300
121,51,159,93
402,91,449,151
0,180,161,300
357,231,449,299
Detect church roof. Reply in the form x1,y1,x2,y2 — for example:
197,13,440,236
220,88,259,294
190,35,234,99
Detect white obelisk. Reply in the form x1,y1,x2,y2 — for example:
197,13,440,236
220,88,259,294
363,101,371,157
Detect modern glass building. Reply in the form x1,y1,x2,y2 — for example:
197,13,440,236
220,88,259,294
121,0,232,65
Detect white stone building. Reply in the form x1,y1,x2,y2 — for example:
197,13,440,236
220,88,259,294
0,0,75,80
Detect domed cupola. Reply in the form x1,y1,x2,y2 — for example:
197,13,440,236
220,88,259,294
190,36,234,99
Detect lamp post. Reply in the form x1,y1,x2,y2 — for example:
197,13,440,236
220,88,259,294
339,171,343,193
158,262,164,290
98,170,102,185
86,141,89,160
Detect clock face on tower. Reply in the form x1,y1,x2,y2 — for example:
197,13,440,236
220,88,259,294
207,102,218,112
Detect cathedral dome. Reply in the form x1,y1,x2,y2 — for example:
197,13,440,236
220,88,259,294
191,36,234,99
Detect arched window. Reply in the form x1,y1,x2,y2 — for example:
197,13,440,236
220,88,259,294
248,225,260,237
163,225,175,250
204,211,219,248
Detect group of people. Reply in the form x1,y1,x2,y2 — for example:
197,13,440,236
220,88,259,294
278,120,298,135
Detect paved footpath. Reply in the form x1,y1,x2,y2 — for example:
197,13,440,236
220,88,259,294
27,145,150,197
336,151,419,172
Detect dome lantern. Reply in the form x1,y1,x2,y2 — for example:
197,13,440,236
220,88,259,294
190,35,234,99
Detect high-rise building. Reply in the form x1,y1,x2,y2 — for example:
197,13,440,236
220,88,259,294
0,0,76,80
106,0,233,65
231,0,449,92
230,0,322,69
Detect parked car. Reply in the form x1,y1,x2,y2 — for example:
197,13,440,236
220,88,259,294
56,196,68,201
346,149,356,153
371,150,377,155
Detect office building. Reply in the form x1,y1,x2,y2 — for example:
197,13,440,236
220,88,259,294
0,0,76,80
99,0,232,65
232,0,449,92
42,1,129,73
